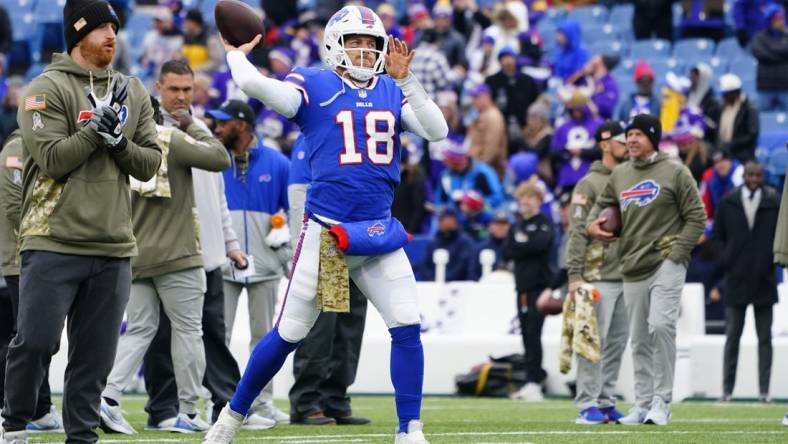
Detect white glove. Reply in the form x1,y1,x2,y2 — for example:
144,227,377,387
265,225,291,249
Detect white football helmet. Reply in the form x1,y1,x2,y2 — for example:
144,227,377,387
324,5,388,82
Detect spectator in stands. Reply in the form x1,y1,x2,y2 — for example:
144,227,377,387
453,0,492,43
468,210,512,281
701,149,745,220
459,190,492,241
420,208,476,282
261,0,297,26
618,60,661,122
521,97,555,184
687,63,720,142
672,108,712,184
484,3,525,73
570,54,620,120
182,9,222,72
140,6,184,86
432,3,468,69
711,161,779,403
0,4,10,55
552,19,589,82
552,92,603,190
468,83,508,178
435,138,506,212
660,72,692,135
733,0,771,46
377,4,404,40
406,3,433,46
469,35,499,78
715,73,760,163
191,72,214,119
410,29,453,99
751,3,788,111
633,0,674,40
680,0,726,41
504,182,554,401
486,47,539,139
0,76,21,146
437,90,464,136
392,147,429,235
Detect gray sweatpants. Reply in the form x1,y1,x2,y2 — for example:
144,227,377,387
575,281,629,410
224,279,279,404
623,260,686,409
103,267,207,415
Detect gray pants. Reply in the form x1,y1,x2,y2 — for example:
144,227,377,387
224,279,278,404
103,267,206,415
623,260,686,408
575,281,629,410
3,251,130,444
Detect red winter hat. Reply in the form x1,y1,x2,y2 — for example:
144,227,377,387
633,60,654,82
461,190,485,212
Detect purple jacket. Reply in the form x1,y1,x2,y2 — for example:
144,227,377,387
591,74,619,120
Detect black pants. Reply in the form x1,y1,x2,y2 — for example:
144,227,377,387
2,251,130,444
633,4,673,40
143,268,240,424
289,280,367,419
681,26,725,42
0,275,53,419
723,304,773,396
518,290,546,384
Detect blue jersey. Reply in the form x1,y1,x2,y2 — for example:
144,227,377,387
285,67,406,222
288,134,312,186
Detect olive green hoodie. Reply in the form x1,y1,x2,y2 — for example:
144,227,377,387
131,123,230,280
0,131,23,276
774,171,788,266
566,161,621,283
587,152,706,282
17,53,161,257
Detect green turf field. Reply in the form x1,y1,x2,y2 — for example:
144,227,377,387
26,396,788,443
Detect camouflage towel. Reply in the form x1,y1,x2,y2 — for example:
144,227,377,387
130,125,172,198
316,227,350,313
559,284,601,374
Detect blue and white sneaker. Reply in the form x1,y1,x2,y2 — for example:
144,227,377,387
144,417,178,431
26,406,64,433
782,412,788,426
99,399,137,435
167,413,211,434
575,407,605,425
600,406,624,424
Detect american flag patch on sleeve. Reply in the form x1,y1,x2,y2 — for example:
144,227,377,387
24,94,46,111
5,156,23,169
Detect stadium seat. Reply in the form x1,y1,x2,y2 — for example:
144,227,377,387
757,131,788,163
761,112,788,133
673,38,715,59
727,57,757,83
609,3,634,26
706,56,728,77
588,39,627,58
567,5,608,25
33,0,66,23
716,36,746,59
543,6,566,25
649,57,684,82
630,39,672,59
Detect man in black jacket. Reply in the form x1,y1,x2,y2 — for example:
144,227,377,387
504,182,554,401
751,3,788,111
715,74,759,164
711,161,780,403
485,47,539,134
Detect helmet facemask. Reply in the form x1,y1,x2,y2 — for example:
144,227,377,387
331,34,387,82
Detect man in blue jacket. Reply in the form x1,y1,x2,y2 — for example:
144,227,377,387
207,100,291,423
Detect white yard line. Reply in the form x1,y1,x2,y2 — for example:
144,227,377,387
30,429,788,444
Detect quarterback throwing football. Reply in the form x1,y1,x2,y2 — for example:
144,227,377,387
203,5,447,444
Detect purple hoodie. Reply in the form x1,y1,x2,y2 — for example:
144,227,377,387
591,73,619,120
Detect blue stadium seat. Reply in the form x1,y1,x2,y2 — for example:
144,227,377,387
673,38,715,59
588,39,627,58
617,78,636,98
706,56,728,77
609,3,634,26
761,112,788,133
40,22,65,53
648,57,683,83
581,23,605,45
567,5,608,25
33,0,65,23
728,57,757,83
629,39,672,59
766,147,788,189
716,36,746,59
25,62,45,82
741,77,757,96
757,132,788,162
543,7,566,25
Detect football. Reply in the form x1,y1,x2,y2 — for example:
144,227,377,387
599,206,622,237
536,290,564,316
215,0,266,48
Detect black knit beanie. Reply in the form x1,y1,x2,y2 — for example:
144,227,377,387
63,0,121,53
626,114,662,150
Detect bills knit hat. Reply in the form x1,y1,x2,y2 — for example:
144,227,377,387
63,0,120,53
626,114,662,150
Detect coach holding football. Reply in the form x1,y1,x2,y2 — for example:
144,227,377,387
1,0,161,442
587,114,705,426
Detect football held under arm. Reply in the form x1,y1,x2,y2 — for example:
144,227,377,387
226,51,302,118
397,74,449,142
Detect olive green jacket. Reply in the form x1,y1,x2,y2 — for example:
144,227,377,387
17,54,161,257
0,131,23,276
